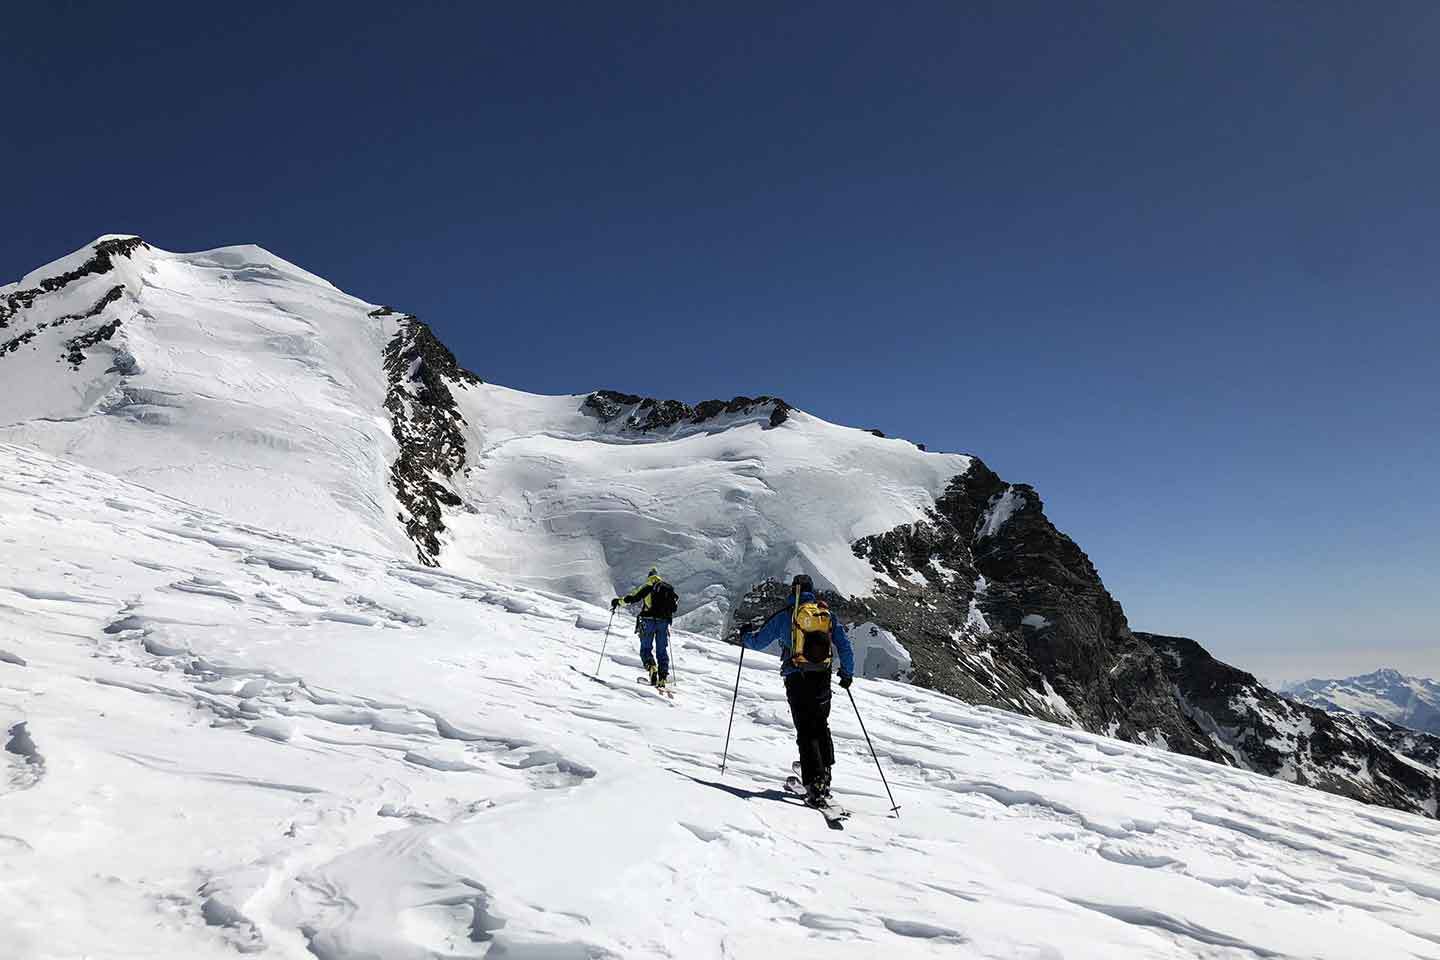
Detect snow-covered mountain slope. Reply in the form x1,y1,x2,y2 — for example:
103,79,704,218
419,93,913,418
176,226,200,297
0,236,407,555
439,381,967,631
1286,669,1440,735
5,235,1439,821
0,236,963,623
5,442,1440,960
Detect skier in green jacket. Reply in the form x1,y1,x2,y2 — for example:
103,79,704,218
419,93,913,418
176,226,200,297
613,568,678,688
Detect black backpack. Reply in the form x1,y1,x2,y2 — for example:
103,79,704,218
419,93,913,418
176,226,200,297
648,580,678,619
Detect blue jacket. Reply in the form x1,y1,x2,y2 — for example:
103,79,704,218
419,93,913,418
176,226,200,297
738,593,855,678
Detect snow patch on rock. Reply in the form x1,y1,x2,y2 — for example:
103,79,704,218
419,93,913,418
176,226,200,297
848,622,913,681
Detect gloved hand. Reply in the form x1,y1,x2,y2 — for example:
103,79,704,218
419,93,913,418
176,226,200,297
611,598,622,610
838,673,853,690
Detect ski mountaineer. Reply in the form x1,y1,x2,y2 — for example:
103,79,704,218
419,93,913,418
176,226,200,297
735,574,855,807
612,568,679,689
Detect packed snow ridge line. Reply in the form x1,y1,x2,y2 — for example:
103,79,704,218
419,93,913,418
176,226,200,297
2,235,1438,820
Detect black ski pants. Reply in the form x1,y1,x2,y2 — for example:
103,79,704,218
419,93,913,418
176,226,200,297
785,670,835,787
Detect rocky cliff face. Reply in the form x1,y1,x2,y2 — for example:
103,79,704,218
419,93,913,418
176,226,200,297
845,460,1227,761
1360,717,1440,777
377,308,484,566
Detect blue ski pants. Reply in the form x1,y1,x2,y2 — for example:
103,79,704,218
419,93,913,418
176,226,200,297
638,618,670,678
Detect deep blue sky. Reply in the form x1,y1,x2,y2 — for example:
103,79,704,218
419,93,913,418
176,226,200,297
4,2,1437,680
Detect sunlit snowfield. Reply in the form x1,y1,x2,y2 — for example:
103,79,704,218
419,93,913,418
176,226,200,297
3,442,1439,959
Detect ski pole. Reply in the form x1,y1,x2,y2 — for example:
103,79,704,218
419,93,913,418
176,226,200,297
847,687,901,818
668,626,677,683
720,643,746,775
594,608,616,678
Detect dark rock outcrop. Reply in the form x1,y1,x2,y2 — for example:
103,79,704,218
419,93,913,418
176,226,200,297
846,459,1228,759
2,284,127,361
379,309,483,566
1,238,145,330
583,390,790,432
0,327,38,357
1359,717,1440,775
63,318,123,368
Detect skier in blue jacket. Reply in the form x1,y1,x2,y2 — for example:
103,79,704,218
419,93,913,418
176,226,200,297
736,574,855,806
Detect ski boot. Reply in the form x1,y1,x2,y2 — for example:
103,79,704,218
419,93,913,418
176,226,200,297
818,767,833,801
803,782,828,808
656,671,669,691
646,663,660,687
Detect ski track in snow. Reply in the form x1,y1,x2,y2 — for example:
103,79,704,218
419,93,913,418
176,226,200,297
2,442,1440,959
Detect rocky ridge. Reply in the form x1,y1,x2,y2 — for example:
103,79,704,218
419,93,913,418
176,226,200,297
0,236,145,331
1144,634,1440,817
376,307,484,566
840,461,1228,760
1361,718,1440,776
0,236,138,364
583,389,790,433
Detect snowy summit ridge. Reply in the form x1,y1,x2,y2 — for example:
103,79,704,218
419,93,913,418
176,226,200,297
2,235,1438,825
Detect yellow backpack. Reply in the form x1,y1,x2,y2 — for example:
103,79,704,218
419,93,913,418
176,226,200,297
791,599,833,670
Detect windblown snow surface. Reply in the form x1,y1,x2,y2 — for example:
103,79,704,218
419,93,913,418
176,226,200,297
440,385,967,633
0,238,407,556
4,443,1440,959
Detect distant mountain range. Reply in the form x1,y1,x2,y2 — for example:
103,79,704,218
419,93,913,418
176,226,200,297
1285,669,1440,735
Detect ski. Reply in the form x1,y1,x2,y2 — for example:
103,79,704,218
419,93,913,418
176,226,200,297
635,676,675,698
636,676,673,699
784,776,849,823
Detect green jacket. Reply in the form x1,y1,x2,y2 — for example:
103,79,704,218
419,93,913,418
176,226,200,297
619,574,672,621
